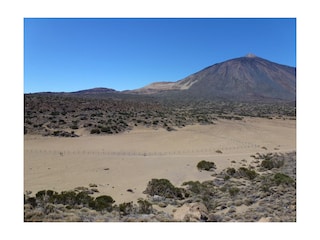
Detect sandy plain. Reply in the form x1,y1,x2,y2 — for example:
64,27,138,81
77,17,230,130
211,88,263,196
24,117,296,204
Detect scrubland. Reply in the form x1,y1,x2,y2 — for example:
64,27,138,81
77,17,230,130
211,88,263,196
24,94,296,222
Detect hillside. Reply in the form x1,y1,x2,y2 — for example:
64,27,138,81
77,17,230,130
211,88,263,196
130,54,296,101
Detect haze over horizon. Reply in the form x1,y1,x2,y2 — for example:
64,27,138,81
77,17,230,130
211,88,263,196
24,18,296,93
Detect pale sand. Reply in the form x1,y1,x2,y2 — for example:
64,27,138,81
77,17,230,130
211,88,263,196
24,117,295,204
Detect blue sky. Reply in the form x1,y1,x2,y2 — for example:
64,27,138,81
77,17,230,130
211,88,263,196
24,18,296,93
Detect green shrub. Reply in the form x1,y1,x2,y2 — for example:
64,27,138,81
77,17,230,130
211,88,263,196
237,167,258,180
75,191,94,206
197,160,216,171
56,191,78,205
261,158,284,170
273,173,295,186
119,202,134,215
32,189,116,212
260,184,271,192
90,195,115,212
90,128,101,134
35,190,46,199
182,181,202,194
25,196,37,207
224,175,231,181
35,190,58,203
228,187,240,197
39,190,94,207
137,199,153,214
143,178,186,199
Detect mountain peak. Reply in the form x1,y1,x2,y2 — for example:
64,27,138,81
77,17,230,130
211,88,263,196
245,53,257,58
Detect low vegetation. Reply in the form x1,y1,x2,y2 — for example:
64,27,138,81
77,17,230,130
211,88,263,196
236,167,258,180
273,173,295,186
24,93,296,137
143,178,188,200
24,148,295,222
26,189,115,212
197,160,216,171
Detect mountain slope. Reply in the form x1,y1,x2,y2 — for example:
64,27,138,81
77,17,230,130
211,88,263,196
131,55,296,101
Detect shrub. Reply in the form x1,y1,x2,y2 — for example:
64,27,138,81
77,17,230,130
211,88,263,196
261,159,273,169
56,191,78,206
42,190,94,207
273,173,295,186
101,126,113,134
137,199,153,214
90,195,115,212
119,202,134,215
35,190,58,203
226,167,236,176
237,167,258,180
228,187,240,197
182,181,202,194
197,160,216,171
224,175,230,181
35,190,47,199
31,189,116,212
25,196,37,207
90,128,101,134
261,158,284,170
75,191,94,206
260,184,271,192
143,178,186,199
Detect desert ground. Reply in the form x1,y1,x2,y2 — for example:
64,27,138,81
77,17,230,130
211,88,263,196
24,117,295,208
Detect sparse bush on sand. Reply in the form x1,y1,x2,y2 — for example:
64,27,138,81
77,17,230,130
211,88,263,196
143,178,187,199
197,160,216,171
24,151,296,222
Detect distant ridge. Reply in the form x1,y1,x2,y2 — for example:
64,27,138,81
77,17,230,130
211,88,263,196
72,87,117,95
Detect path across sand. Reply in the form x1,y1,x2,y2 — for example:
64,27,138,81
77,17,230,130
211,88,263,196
24,117,296,203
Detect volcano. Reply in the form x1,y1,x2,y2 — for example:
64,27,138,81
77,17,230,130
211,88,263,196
131,54,296,101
